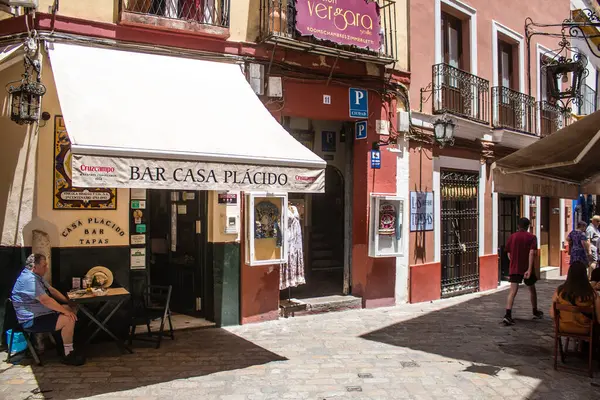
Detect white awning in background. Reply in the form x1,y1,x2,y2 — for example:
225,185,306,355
47,42,326,193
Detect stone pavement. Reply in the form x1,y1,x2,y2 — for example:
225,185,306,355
1,279,599,400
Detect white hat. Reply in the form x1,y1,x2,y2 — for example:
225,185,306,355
86,266,113,288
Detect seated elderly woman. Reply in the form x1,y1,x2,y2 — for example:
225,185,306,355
11,253,85,366
550,261,600,335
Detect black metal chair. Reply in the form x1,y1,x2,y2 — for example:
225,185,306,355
129,285,174,349
4,298,41,365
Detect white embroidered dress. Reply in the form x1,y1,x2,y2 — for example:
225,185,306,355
281,205,306,290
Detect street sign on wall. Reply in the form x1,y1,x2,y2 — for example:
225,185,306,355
349,88,368,118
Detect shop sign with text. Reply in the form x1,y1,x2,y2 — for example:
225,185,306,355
410,191,434,232
53,116,116,209
72,155,326,193
295,0,382,50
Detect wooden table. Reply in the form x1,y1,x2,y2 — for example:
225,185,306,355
68,287,133,354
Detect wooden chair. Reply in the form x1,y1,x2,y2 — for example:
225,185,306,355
129,285,174,349
553,302,595,377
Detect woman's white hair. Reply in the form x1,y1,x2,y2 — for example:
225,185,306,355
25,253,46,270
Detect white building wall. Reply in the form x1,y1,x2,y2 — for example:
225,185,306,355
395,136,410,304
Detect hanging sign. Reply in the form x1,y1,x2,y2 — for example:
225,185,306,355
410,192,434,231
71,154,325,193
370,149,381,169
294,0,382,50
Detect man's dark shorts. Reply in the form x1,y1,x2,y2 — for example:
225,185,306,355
509,273,538,286
22,312,59,333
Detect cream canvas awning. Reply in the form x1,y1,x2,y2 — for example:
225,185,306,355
494,110,600,199
47,42,326,193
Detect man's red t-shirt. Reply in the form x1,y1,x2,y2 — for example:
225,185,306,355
506,231,537,275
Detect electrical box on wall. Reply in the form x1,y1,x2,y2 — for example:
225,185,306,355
267,76,283,98
397,110,410,133
248,63,264,96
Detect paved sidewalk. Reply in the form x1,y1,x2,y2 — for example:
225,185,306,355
1,279,599,400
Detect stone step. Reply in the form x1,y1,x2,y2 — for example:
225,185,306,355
281,295,362,317
540,266,561,280
311,249,334,259
311,259,342,269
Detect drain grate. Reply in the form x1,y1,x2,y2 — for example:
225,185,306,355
358,373,373,378
346,386,363,392
400,361,420,368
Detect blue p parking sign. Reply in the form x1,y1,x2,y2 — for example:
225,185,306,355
355,121,367,140
349,88,368,118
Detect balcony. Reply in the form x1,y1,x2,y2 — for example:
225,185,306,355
578,84,597,116
538,101,569,137
258,0,397,64
432,63,490,124
121,0,230,35
492,87,537,135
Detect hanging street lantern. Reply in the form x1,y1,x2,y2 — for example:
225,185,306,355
543,51,587,102
433,116,456,148
7,80,46,125
5,36,46,125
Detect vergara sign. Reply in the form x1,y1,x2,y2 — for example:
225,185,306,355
295,0,382,50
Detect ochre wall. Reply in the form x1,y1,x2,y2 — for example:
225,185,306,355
0,52,130,283
39,0,117,24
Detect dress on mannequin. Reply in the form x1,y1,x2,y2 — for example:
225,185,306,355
281,204,306,290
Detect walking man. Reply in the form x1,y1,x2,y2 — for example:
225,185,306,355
503,217,544,325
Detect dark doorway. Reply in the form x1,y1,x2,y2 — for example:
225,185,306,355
498,195,520,282
287,165,345,299
148,190,209,317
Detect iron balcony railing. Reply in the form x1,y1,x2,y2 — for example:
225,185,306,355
491,86,537,135
259,0,397,63
578,84,597,116
538,101,569,137
432,63,490,124
122,0,230,27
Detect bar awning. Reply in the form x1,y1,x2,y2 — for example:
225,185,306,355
494,109,600,199
48,42,326,193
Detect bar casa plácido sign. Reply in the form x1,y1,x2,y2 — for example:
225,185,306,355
62,218,125,245
72,155,325,193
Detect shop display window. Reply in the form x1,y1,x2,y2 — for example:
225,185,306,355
369,194,404,257
246,193,288,266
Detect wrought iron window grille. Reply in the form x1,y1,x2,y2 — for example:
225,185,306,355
122,0,230,28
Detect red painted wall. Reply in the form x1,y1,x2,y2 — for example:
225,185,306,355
479,254,498,291
409,262,441,303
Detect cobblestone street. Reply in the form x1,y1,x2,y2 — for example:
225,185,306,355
1,279,598,400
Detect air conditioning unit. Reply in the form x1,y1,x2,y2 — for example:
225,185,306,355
0,0,37,8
